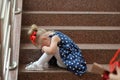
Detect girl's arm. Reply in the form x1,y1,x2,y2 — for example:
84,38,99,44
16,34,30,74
42,35,60,54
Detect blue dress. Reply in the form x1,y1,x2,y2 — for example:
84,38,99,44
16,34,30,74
49,31,87,76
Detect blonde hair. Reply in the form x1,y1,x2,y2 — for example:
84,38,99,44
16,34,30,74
28,24,47,44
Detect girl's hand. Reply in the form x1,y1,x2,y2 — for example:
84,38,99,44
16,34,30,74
41,48,44,53
41,35,60,54
42,46,48,52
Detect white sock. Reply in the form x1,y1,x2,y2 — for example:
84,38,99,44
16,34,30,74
36,52,53,65
25,52,53,70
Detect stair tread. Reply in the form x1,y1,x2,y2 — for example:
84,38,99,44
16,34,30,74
19,64,103,80
19,64,108,73
21,43,120,50
22,26,120,30
23,11,120,14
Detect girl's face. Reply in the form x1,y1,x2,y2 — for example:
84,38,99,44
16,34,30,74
37,36,51,48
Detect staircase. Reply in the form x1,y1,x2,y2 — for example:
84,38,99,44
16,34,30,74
18,0,120,80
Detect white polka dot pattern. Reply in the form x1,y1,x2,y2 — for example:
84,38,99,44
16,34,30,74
49,31,87,76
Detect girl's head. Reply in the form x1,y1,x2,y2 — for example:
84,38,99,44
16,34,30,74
28,24,51,48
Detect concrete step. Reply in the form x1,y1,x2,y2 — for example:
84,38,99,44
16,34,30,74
22,13,120,26
23,0,120,11
21,27,120,44
19,43,120,64
18,64,108,80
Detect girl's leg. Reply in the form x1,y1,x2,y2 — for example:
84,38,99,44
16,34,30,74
25,52,53,70
54,48,66,68
37,53,53,65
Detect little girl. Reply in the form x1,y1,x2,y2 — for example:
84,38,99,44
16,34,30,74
25,24,87,76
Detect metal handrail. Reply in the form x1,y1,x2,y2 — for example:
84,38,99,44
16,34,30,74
4,24,11,74
4,25,11,80
1,0,7,19
1,1,11,80
0,0,20,80
3,1,10,49
5,48,11,80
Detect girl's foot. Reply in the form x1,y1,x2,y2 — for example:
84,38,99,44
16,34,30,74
43,63,49,69
25,61,44,70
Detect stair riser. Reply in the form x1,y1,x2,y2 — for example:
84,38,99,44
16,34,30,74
23,0,120,11
19,49,116,64
21,30,120,44
19,72,101,80
22,14,120,26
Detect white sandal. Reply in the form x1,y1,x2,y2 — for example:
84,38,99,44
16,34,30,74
25,61,44,70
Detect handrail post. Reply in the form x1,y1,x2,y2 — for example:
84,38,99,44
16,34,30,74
9,27,17,70
9,0,17,70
